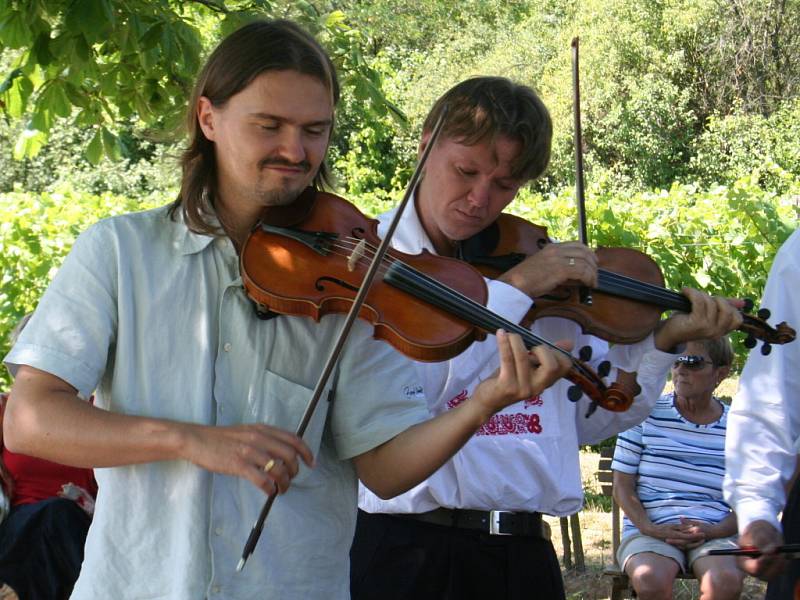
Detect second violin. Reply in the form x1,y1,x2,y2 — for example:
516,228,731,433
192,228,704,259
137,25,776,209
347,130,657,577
460,212,796,352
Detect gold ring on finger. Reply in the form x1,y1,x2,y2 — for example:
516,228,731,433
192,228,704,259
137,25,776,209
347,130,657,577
263,458,276,473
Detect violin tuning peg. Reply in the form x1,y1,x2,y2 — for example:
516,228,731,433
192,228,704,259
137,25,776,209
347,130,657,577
567,385,583,403
742,298,754,313
579,345,593,362
598,360,611,378
584,401,599,419
757,307,771,321
744,335,757,349
761,342,772,356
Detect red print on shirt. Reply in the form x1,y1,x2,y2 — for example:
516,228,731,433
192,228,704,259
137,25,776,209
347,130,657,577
446,391,543,435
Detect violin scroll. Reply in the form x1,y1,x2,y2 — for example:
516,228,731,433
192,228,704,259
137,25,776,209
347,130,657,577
739,300,796,355
564,353,636,416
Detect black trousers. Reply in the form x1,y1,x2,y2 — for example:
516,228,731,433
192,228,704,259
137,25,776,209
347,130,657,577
0,497,91,600
350,510,566,600
766,476,800,600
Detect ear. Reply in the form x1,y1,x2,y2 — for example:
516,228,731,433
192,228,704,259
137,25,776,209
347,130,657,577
197,96,217,141
418,130,432,160
715,365,731,383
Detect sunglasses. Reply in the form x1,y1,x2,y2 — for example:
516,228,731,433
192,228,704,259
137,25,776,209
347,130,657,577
672,355,712,370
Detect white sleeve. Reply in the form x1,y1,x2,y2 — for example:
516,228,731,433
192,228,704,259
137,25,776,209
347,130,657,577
416,278,532,411
724,230,800,533
575,334,674,445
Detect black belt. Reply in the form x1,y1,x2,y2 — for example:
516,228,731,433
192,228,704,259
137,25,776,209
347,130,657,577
396,507,544,537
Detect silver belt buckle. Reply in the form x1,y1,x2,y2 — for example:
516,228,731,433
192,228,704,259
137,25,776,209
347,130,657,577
489,510,512,535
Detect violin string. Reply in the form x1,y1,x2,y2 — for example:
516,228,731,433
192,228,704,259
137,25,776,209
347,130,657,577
326,237,553,347
330,237,687,313
597,274,686,309
598,270,690,309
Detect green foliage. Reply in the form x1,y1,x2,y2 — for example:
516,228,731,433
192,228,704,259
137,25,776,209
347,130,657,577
0,189,163,389
691,99,800,191
0,0,403,164
583,489,612,512
0,114,179,199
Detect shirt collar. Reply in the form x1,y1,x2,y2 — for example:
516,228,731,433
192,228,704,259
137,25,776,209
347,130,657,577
168,208,221,256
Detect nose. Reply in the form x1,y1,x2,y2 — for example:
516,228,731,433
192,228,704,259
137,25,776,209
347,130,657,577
466,178,491,212
276,127,306,164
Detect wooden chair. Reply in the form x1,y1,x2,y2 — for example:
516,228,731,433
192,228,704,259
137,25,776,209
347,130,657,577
598,446,696,600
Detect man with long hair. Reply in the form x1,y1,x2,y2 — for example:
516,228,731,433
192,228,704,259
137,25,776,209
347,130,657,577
2,22,570,599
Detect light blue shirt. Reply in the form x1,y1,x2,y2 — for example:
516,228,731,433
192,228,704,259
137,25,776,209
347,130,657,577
5,206,428,599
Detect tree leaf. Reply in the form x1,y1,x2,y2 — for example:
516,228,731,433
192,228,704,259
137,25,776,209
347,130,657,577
0,11,33,48
39,80,71,118
85,129,103,165
101,127,121,160
13,128,46,159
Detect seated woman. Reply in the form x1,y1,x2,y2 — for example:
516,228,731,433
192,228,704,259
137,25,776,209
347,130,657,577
0,314,97,600
612,336,743,600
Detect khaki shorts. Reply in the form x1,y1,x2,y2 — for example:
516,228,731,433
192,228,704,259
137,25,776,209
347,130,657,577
617,532,739,573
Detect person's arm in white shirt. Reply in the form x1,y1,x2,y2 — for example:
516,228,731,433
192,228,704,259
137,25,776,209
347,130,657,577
724,229,800,579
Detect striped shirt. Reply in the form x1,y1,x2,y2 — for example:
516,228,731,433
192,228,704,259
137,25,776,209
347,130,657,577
612,393,732,539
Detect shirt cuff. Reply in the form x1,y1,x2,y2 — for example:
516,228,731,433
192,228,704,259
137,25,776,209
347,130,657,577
735,499,783,534
637,342,678,377
485,279,532,323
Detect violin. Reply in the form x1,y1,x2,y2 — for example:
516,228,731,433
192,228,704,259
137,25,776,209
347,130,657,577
240,187,636,413
460,213,796,352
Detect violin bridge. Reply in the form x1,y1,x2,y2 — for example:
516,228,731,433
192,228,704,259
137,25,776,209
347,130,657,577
347,239,367,272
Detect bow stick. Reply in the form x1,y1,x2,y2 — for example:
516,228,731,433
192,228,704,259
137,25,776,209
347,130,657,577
572,36,593,306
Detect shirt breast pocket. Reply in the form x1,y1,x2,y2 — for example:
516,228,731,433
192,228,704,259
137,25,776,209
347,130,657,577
242,368,332,469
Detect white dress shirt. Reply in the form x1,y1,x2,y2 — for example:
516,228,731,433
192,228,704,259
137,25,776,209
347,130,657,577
359,199,676,516
724,228,800,532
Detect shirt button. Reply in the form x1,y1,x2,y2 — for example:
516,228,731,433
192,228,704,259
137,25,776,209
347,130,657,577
223,342,232,352
211,585,221,594
214,527,223,536
215,238,229,249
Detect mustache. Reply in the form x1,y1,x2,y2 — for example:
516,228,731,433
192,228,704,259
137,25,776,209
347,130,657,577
259,157,311,172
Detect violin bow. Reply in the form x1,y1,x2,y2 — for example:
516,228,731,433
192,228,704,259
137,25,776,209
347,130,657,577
571,37,593,306
236,106,450,572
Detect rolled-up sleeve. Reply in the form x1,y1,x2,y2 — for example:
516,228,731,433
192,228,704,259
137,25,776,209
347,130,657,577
612,423,644,475
5,220,118,399
330,330,430,459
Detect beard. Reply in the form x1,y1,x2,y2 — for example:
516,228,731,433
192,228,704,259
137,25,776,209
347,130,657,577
255,157,314,206
256,184,303,207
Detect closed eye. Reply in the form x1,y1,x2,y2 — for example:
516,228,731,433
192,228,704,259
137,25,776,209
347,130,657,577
305,126,328,137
